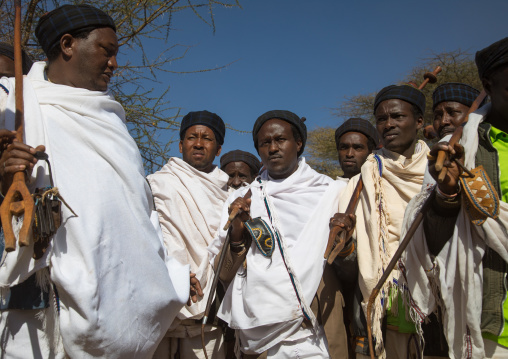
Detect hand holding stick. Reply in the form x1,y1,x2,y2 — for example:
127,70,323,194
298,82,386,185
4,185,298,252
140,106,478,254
223,190,252,230
0,0,35,251
201,189,252,359
435,90,487,182
324,180,362,264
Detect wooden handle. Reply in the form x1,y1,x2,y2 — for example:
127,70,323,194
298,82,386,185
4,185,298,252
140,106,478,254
423,125,437,140
435,91,487,178
325,230,348,265
434,150,447,172
0,0,35,251
1,172,35,251
324,178,363,262
418,66,442,90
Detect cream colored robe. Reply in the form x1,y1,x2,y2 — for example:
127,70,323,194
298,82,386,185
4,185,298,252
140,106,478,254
148,157,229,325
338,141,429,356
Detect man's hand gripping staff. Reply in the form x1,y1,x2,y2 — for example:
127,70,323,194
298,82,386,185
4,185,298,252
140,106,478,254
433,90,487,184
0,0,35,252
200,189,252,359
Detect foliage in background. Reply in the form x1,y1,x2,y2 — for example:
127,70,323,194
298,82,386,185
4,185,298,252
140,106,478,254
0,0,241,173
306,50,482,178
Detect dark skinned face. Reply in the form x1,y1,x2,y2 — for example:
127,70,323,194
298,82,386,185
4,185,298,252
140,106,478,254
0,55,15,78
337,131,371,179
72,27,119,91
179,125,221,173
257,119,302,180
224,161,254,189
483,65,508,133
433,101,469,139
375,99,423,158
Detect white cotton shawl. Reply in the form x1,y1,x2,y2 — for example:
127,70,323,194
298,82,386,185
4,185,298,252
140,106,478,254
208,158,340,353
402,104,508,359
0,62,189,358
338,141,429,357
147,157,229,324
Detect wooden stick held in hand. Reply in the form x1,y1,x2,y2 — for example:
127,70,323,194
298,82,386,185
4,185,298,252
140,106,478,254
324,179,363,264
223,189,253,230
201,189,252,359
435,90,487,181
366,192,434,359
0,0,35,251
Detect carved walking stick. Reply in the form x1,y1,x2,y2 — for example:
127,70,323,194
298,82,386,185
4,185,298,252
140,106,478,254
324,66,442,264
1,0,35,252
201,189,252,359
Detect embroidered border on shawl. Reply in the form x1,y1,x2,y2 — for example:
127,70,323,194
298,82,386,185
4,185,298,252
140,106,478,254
373,154,383,177
0,83,9,94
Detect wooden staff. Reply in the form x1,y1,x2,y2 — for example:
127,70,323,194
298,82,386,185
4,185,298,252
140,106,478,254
366,192,434,359
435,90,487,182
201,189,252,359
323,66,442,263
0,0,35,251
324,179,363,264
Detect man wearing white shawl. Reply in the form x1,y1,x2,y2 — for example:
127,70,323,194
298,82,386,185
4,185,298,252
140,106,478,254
0,5,189,358
402,38,508,359
209,110,351,358
338,85,428,358
148,110,229,359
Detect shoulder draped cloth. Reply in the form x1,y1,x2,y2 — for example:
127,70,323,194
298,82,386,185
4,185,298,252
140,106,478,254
0,62,189,358
147,157,228,324
208,158,340,353
402,104,508,359
338,140,429,357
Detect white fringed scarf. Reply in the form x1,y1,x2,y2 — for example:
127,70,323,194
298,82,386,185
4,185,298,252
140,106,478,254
402,104,508,359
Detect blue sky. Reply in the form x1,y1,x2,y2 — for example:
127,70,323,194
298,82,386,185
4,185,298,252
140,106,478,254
139,0,508,165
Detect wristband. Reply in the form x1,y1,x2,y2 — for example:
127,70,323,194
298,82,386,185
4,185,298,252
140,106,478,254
436,184,459,199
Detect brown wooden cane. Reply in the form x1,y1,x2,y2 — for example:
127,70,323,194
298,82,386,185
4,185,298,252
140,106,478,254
435,90,487,181
0,0,35,251
323,66,442,263
423,125,438,140
201,189,252,359
324,179,363,264
366,192,434,359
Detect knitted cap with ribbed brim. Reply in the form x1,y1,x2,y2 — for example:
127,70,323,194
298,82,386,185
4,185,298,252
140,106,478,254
35,4,116,55
252,110,307,156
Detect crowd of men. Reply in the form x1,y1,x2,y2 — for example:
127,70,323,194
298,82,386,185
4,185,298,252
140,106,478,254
0,4,506,359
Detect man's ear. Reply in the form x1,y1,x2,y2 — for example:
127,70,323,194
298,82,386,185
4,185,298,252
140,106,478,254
179,140,183,154
482,77,492,97
215,145,222,157
60,34,75,58
416,115,424,131
296,139,303,154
